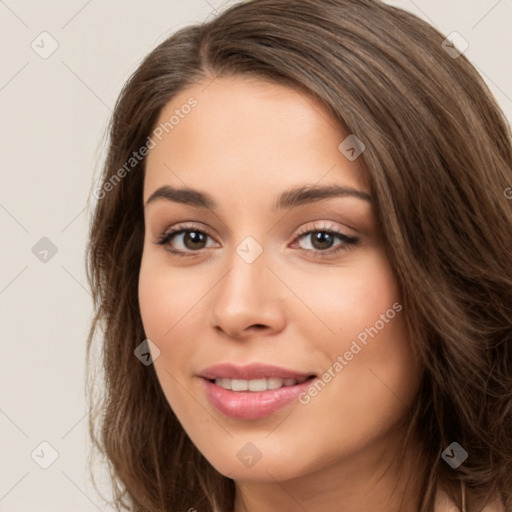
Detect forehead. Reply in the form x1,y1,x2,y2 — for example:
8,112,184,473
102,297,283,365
143,76,368,203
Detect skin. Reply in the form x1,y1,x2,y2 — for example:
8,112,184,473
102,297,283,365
138,76,424,512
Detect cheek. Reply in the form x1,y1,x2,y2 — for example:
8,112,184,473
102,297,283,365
138,254,198,412
138,249,201,342
291,251,418,418
287,250,403,353
138,249,217,394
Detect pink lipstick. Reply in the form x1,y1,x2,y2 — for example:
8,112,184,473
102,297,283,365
199,363,316,420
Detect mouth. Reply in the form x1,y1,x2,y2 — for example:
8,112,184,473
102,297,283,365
198,363,317,420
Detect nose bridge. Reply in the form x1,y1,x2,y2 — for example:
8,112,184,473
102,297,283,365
216,247,270,314
210,242,285,337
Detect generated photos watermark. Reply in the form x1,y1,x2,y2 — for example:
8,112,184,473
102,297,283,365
298,301,403,405
93,97,198,200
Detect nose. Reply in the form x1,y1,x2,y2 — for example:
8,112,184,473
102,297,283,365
209,250,287,340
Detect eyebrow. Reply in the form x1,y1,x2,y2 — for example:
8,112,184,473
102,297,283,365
144,184,371,211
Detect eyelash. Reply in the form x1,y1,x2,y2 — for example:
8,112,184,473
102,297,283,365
153,222,359,259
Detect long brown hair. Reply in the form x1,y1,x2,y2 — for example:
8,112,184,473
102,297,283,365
86,1,512,510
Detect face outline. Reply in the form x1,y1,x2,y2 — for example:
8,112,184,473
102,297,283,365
138,75,422,497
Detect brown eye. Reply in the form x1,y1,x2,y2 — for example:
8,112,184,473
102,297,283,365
308,231,336,250
155,226,218,257
181,231,208,250
294,229,359,255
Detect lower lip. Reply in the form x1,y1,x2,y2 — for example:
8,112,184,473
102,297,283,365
201,378,314,420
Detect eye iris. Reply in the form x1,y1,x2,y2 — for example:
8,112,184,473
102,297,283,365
311,232,334,250
184,231,206,250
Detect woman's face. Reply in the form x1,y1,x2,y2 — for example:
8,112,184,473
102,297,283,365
139,76,422,483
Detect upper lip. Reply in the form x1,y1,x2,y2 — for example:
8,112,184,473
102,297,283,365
199,363,315,380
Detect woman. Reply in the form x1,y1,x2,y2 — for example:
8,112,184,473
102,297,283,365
86,1,512,511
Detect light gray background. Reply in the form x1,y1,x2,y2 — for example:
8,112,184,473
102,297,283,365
1,1,511,510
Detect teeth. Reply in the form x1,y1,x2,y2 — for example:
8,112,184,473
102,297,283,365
218,378,231,390
267,377,283,389
248,378,267,392
214,377,304,392
231,379,248,391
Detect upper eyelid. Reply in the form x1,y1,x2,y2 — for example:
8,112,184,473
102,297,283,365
161,220,350,238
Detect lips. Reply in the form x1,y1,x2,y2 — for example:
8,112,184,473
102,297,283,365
198,363,317,420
